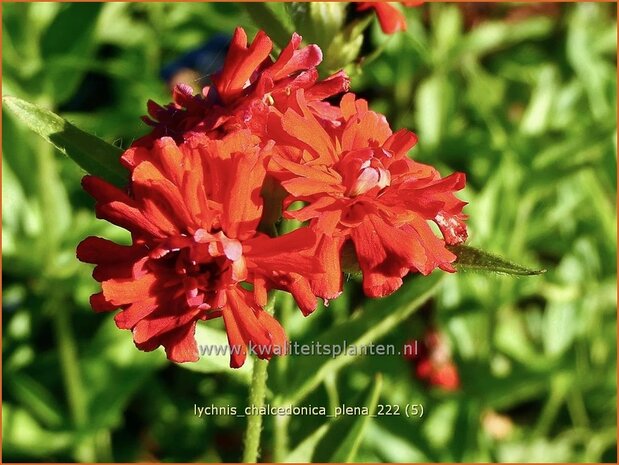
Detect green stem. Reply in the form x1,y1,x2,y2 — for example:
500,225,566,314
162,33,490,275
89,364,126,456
243,357,269,463
53,304,97,462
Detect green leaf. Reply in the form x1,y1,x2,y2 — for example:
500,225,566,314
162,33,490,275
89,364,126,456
286,374,383,463
520,65,559,135
449,245,545,276
173,322,253,385
2,404,74,457
40,3,102,104
322,14,370,73
2,96,127,187
37,141,72,251
1,157,26,234
278,273,443,405
242,3,293,50
363,422,430,462
461,17,554,58
415,73,452,149
6,374,65,428
284,423,330,463
81,316,166,432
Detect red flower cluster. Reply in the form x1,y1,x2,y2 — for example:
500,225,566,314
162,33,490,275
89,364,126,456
139,28,349,146
78,28,467,367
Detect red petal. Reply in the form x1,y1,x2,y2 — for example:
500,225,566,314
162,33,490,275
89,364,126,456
132,306,200,345
226,288,272,348
255,310,287,355
268,33,322,80
305,70,350,101
114,296,159,329
244,229,319,274
82,175,130,205
132,161,196,234
222,303,248,368
383,129,418,160
101,273,158,306
342,110,392,151
274,90,338,164
221,150,266,240
97,201,163,238
212,28,273,103
77,236,146,264
285,274,318,316
90,292,116,312
309,235,344,300
93,256,148,282
162,322,199,363
358,2,407,34
351,213,422,297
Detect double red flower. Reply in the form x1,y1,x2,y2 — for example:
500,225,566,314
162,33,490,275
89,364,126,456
78,27,467,367
267,91,467,297
78,134,322,367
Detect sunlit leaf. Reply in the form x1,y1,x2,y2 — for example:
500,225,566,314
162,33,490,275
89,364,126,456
3,96,127,187
2,404,74,457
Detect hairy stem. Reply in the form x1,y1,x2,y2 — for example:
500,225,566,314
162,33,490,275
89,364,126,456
243,357,269,463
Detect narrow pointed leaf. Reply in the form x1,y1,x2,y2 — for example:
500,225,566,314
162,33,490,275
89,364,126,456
285,374,383,463
2,96,127,187
449,244,545,275
318,374,383,463
284,423,329,462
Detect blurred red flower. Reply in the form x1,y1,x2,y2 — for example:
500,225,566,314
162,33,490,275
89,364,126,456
267,91,467,298
404,329,460,391
77,133,322,367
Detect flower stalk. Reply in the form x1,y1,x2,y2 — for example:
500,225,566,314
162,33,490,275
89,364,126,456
243,357,269,463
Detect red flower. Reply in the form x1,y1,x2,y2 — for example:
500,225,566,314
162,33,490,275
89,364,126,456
140,28,349,146
267,91,467,298
77,132,321,367
404,330,460,391
356,2,408,34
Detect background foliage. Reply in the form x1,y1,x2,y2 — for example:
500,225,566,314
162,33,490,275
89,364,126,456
2,2,617,463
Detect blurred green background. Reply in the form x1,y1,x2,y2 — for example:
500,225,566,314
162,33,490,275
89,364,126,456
2,2,617,463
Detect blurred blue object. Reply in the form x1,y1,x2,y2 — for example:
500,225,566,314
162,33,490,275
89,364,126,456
160,34,231,86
